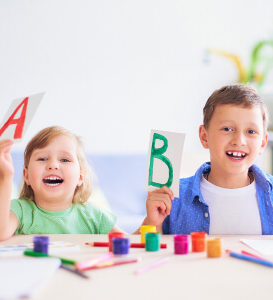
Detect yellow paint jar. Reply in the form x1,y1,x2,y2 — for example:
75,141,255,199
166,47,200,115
207,238,222,258
140,225,156,243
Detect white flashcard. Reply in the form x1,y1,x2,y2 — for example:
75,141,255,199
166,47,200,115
146,129,185,198
0,93,44,142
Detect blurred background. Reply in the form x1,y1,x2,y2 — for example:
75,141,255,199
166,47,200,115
1,0,273,231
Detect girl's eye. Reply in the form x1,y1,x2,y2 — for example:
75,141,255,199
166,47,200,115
37,157,47,161
60,158,70,162
223,127,232,132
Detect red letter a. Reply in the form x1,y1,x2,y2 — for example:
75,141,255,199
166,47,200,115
0,97,29,139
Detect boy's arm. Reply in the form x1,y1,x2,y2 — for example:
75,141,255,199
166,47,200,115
133,186,174,234
133,217,163,234
0,140,19,241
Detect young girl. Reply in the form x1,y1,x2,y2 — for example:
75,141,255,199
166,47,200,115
0,126,122,241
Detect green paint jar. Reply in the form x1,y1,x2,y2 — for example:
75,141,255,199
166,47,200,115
145,232,161,251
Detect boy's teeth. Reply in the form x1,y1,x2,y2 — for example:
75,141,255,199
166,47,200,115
227,151,246,158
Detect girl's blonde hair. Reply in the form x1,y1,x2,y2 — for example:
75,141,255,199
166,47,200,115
19,126,92,204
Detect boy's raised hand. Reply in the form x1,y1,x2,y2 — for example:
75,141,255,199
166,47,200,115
0,139,14,180
146,186,174,226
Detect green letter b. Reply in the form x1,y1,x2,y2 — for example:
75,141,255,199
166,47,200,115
148,133,173,188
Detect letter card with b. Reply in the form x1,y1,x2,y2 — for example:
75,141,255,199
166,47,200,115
146,129,185,198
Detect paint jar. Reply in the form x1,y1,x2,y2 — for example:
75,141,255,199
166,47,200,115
190,232,207,252
108,232,124,252
140,225,156,243
112,238,130,255
145,232,161,251
33,236,49,254
174,235,189,255
207,238,222,258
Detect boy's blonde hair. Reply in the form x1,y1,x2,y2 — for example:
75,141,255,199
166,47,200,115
203,84,269,131
19,126,92,204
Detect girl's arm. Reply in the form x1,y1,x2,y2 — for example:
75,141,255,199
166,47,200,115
0,140,19,241
109,225,127,234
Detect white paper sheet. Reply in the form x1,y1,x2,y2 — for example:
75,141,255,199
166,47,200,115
146,129,185,197
0,257,60,299
0,93,44,142
240,239,273,256
0,241,79,257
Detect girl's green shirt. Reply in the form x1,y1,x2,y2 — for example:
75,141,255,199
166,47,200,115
10,198,117,234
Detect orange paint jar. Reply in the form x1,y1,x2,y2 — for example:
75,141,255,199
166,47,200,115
190,232,207,252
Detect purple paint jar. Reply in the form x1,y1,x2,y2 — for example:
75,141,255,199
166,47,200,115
174,235,189,255
33,236,49,254
112,237,130,255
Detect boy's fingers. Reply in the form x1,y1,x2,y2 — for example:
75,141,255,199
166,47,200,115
149,186,174,201
148,193,170,201
165,199,172,215
148,200,166,213
156,202,167,214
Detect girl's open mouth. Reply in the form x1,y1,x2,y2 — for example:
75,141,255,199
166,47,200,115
42,176,64,186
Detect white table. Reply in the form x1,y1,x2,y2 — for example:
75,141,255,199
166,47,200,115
1,234,273,300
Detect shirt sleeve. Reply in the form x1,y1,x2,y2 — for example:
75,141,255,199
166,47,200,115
84,202,117,234
98,208,117,234
162,215,170,234
10,199,23,234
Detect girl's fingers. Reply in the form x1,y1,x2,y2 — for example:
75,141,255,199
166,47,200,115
0,140,13,152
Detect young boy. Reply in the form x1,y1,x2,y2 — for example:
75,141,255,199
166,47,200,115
142,84,273,234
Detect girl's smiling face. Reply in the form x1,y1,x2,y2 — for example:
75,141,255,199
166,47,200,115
199,104,268,186
23,134,83,210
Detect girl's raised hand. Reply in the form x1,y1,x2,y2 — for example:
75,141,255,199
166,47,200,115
145,186,174,226
0,139,14,179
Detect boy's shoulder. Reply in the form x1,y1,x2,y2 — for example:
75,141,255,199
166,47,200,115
176,162,210,202
250,164,273,188
179,162,210,186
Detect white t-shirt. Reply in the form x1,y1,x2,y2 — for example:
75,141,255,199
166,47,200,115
200,176,262,234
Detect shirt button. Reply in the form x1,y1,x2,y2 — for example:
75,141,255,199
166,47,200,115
204,212,209,218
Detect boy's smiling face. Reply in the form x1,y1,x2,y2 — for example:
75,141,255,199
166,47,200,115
199,104,268,182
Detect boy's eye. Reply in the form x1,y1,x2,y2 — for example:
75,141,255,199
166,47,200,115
247,129,256,134
223,127,232,132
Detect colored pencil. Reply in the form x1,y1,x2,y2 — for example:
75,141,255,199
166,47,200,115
89,257,139,270
85,242,167,249
75,253,113,271
241,250,268,260
24,248,76,265
227,250,273,268
134,257,170,275
60,264,89,279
